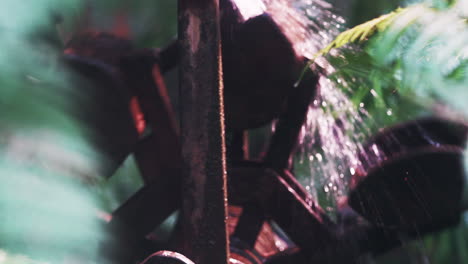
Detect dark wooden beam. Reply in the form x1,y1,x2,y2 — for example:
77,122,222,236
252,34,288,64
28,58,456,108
178,0,230,263
265,68,319,171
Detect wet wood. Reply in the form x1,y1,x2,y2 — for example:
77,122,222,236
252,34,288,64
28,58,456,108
102,42,182,264
227,164,335,256
230,66,319,251
178,0,230,263
120,49,181,184
265,68,319,171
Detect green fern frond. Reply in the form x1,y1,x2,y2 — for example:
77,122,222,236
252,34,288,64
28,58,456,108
313,2,468,60
314,5,433,59
319,8,403,54
324,0,468,120
296,5,419,85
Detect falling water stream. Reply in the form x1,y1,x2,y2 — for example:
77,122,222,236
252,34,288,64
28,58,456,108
296,79,372,212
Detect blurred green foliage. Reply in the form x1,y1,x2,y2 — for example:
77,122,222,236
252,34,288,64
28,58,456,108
0,0,176,262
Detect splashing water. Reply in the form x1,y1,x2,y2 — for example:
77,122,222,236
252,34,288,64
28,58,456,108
296,77,374,215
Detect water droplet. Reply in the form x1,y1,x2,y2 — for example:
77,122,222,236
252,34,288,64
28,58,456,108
372,144,380,156
315,153,323,162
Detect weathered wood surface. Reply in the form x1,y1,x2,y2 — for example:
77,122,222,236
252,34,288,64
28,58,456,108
178,0,230,263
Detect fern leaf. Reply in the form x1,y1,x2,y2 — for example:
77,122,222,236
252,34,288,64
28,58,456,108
296,4,437,85
315,7,408,57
